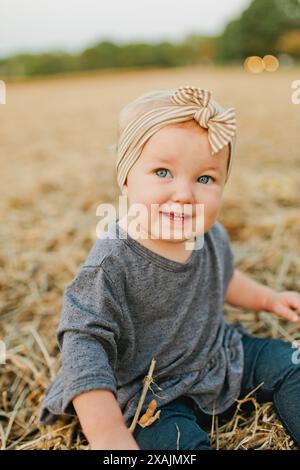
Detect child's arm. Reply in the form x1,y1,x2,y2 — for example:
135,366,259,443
72,389,140,450
56,266,140,449
225,268,300,323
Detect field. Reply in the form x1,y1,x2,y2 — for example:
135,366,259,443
1,64,300,449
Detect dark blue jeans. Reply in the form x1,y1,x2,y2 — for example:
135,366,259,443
133,332,300,450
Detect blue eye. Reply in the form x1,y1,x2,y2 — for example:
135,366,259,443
155,168,170,178
155,169,215,183
198,175,214,184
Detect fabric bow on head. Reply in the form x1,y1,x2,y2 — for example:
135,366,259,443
170,86,236,155
116,85,237,191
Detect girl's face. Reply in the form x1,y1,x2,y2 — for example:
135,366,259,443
121,121,229,244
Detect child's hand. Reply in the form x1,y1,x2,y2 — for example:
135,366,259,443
264,290,300,323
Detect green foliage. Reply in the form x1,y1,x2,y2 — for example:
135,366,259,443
0,36,217,80
0,51,80,79
217,0,300,62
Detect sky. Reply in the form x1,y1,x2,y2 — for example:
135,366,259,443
0,0,251,58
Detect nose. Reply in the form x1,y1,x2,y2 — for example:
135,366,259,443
172,177,195,205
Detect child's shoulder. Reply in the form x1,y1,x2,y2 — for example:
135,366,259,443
208,220,232,246
81,222,130,275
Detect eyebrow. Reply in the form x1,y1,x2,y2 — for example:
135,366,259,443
151,157,172,165
151,157,221,173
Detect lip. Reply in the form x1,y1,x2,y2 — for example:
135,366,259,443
160,211,192,224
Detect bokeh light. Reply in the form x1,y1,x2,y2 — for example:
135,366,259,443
262,54,279,72
244,56,264,74
244,54,280,73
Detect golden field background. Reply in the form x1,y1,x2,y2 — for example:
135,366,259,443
1,65,300,449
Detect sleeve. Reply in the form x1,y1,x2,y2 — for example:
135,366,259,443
216,222,235,288
56,265,124,416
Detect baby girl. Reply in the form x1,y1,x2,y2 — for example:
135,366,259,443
40,85,300,450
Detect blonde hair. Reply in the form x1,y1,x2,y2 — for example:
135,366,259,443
117,90,176,139
109,90,190,157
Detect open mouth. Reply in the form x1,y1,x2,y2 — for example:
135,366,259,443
160,211,192,223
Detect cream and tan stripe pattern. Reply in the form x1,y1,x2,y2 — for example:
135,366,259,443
116,85,237,191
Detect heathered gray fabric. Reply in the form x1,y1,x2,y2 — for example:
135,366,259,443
39,219,244,428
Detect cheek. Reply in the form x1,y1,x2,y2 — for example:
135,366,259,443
198,189,222,218
196,186,222,204
127,181,147,201
127,186,160,217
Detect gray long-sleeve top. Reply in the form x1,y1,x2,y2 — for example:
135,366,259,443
39,219,244,428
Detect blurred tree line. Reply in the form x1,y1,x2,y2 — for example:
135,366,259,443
218,0,300,62
1,0,299,80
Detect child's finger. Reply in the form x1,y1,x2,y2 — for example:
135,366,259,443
282,293,300,314
276,304,299,322
287,292,300,312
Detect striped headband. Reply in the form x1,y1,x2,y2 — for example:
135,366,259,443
116,85,237,191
